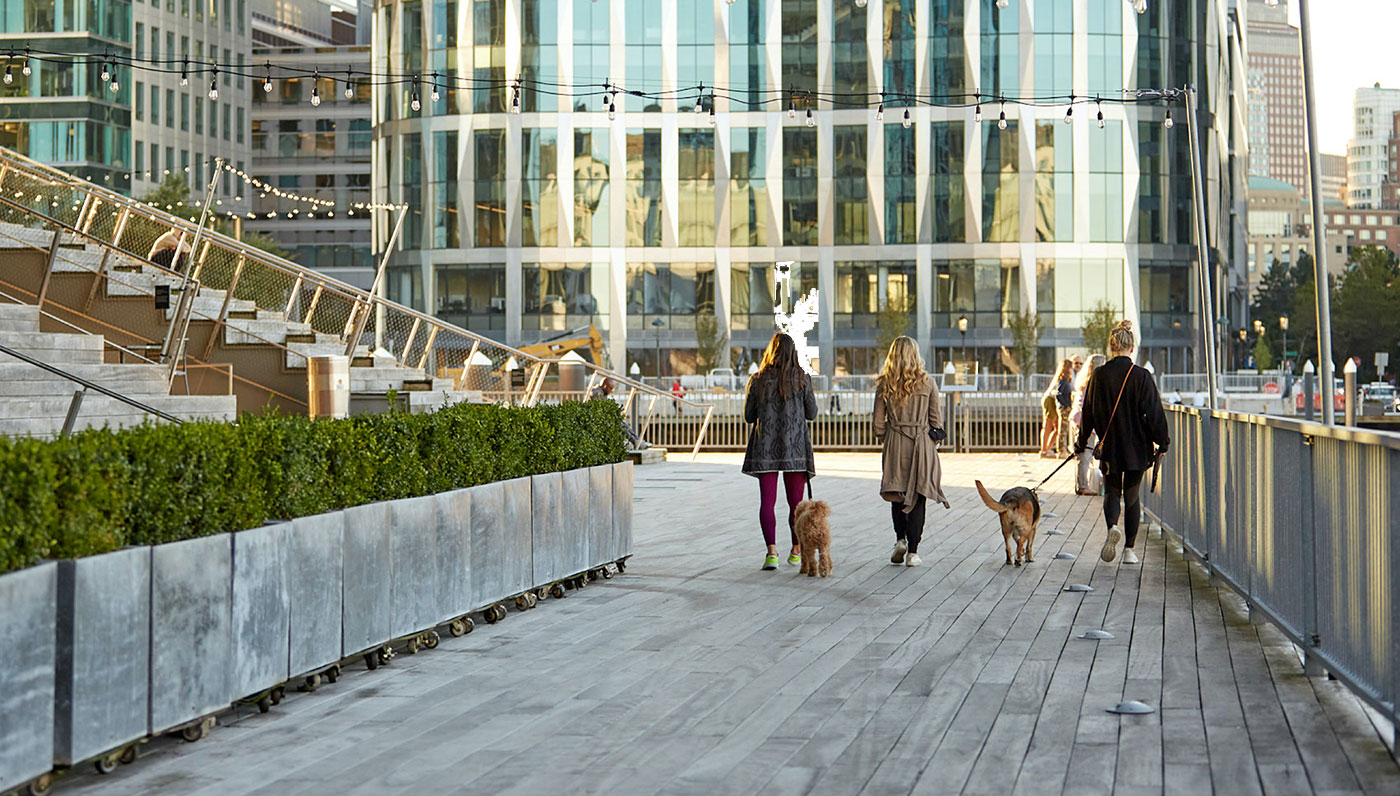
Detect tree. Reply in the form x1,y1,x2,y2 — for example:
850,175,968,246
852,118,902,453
1330,245,1400,381
1250,257,1304,367
875,297,910,361
1007,310,1042,375
695,312,728,373
1252,337,1273,371
1081,300,1120,354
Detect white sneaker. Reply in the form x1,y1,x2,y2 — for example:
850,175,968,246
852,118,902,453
1100,526,1122,563
1122,548,1139,565
891,539,907,564
905,553,923,567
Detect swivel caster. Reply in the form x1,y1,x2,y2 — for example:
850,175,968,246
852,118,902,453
601,567,614,580
270,686,285,705
25,773,54,795
95,751,122,775
450,617,474,636
325,664,341,683
118,745,137,765
616,559,627,574
406,637,421,655
377,646,395,666
423,630,440,650
299,673,322,692
484,604,506,624
180,718,212,743
549,583,566,599
256,695,272,713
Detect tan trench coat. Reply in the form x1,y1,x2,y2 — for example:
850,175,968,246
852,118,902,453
873,377,950,513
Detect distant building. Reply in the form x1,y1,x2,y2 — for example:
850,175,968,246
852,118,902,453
1320,205,1400,260
1320,153,1347,205
1246,176,1311,296
1245,0,1307,192
1347,83,1400,208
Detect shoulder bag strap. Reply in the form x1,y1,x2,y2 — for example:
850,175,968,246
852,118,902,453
1097,365,1134,452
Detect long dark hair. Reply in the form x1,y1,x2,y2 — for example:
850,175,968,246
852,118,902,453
752,333,805,400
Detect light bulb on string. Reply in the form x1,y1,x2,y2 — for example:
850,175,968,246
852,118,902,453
875,103,883,122
100,59,110,82
974,103,982,123
695,83,705,114
264,62,272,93
410,76,421,112
1096,102,1105,129
109,66,119,93
209,70,219,101
21,48,29,77
998,105,1007,130
608,99,616,120
788,97,796,118
902,108,911,129
3,64,10,85
430,72,440,103
310,70,321,106
1064,99,1073,124
1164,108,1174,128
855,0,867,7
996,0,1008,8
708,104,716,126
180,60,188,86
511,83,521,113
1134,0,1148,12
344,69,354,99
805,107,814,127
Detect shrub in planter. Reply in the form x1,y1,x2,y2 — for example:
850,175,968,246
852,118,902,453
0,399,626,576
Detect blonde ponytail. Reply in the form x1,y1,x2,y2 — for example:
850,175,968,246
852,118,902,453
1108,320,1136,354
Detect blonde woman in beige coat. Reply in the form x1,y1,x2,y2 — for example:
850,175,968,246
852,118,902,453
873,336,951,567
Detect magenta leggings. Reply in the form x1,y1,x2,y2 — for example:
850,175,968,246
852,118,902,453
757,472,807,547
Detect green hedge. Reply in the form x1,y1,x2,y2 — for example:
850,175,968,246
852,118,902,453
0,400,626,575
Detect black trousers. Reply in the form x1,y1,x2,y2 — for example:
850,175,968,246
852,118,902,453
892,496,928,554
1103,469,1146,548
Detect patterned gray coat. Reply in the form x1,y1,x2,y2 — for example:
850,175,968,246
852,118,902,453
741,373,818,477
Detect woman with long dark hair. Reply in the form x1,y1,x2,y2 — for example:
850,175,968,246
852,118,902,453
1075,321,1170,566
742,333,817,571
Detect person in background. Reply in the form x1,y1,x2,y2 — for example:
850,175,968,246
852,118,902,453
147,230,191,272
874,336,950,568
671,379,686,416
742,333,817,571
589,378,645,450
1075,321,1170,566
1056,359,1075,455
1071,354,1107,495
1040,358,1074,458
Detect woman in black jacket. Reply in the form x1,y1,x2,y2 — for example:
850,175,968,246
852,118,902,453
1074,320,1170,565
742,333,817,571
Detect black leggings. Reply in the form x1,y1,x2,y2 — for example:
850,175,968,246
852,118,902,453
891,496,927,554
1103,469,1145,548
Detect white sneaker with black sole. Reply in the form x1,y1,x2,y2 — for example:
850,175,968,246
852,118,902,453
1100,526,1122,562
1122,548,1139,565
891,539,907,564
905,553,923,567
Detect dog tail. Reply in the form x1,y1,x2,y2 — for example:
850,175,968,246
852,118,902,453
975,480,1008,514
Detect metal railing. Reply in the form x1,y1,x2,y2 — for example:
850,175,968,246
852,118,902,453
0,341,184,435
1143,406,1399,747
0,146,713,452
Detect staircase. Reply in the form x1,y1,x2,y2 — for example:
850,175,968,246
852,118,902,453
0,303,236,437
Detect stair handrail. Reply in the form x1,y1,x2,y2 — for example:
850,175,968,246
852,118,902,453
0,341,184,424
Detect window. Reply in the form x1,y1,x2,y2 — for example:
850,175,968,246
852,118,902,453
180,93,189,131
237,0,244,35
934,259,1020,329
151,27,159,61
473,0,506,112
728,0,765,110
730,128,768,246
930,0,965,97
835,261,915,327
982,120,1018,242
235,107,244,144
728,261,807,331
573,0,608,111
626,129,663,246
1138,262,1186,330
1087,0,1123,96
781,0,817,101
521,128,558,246
136,23,144,58
1035,121,1072,241
524,263,609,330
1138,120,1165,243
884,0,916,107
833,126,868,245
315,119,334,154
135,81,144,121
194,97,203,135
150,144,158,177
1034,0,1071,96
436,266,505,330
1046,259,1124,328
833,0,867,108
885,125,916,244
348,119,371,151
980,0,1017,99
1090,121,1123,241
627,262,715,328
520,0,556,111
135,139,143,174
931,121,965,242
677,0,713,111
783,127,817,245
433,131,460,248
574,128,610,246
678,129,715,246
473,129,505,246
624,0,662,112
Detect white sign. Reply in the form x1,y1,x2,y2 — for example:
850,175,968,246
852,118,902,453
1375,352,1389,370
772,261,820,375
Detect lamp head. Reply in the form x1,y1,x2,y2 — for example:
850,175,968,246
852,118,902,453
1279,315,1289,331
957,316,968,333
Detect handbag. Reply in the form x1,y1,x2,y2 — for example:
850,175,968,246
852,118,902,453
1093,366,1134,461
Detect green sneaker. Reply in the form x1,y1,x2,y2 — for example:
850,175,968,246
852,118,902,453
762,554,779,571
787,553,802,566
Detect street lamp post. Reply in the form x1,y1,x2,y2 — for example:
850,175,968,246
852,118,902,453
651,317,665,383
1238,328,1248,370
957,316,968,367
1279,315,1289,374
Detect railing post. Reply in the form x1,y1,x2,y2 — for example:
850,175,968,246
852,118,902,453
202,255,245,361
691,405,714,462
60,388,87,438
1299,430,1325,677
346,208,405,357
1389,447,1400,750
37,225,63,307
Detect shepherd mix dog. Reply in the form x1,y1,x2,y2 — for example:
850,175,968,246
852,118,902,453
794,500,833,577
975,481,1041,567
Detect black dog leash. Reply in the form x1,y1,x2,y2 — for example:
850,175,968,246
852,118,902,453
1030,452,1078,493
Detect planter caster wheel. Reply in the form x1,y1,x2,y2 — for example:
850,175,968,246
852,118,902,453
377,646,395,666
616,559,627,573
256,695,272,714
601,567,614,580
325,664,341,683
300,673,322,693
180,719,211,743
516,593,537,610
25,773,54,796
536,587,548,601
96,751,122,775
483,607,499,624
270,686,285,705
449,618,468,637
423,630,440,650
118,745,137,765
549,583,566,599
364,651,380,670
406,637,421,655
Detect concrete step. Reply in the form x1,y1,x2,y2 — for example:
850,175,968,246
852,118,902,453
628,447,668,465
0,330,105,365
0,393,236,437
0,303,40,333
0,362,169,397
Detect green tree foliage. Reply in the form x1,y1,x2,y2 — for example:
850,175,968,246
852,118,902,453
1081,300,1120,354
1250,254,1315,368
875,297,910,361
1007,310,1043,375
0,400,626,575
1330,246,1400,381
695,312,728,373
1252,337,1273,371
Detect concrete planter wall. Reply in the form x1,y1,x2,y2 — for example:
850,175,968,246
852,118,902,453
53,549,150,766
0,459,632,789
0,562,56,791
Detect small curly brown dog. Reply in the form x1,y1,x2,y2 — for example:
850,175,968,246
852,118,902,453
975,480,1041,567
794,500,833,577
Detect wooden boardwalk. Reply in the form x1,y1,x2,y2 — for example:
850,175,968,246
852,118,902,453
63,453,1399,796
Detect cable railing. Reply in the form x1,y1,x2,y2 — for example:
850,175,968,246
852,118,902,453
0,146,713,453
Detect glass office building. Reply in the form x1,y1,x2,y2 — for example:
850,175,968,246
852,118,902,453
372,0,1244,377
0,0,133,190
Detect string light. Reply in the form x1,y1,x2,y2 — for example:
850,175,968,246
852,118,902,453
109,64,119,93
209,68,219,100
345,69,354,99
430,71,440,103
311,69,321,106
180,59,188,86
410,75,421,112
100,59,110,82
708,103,716,126
875,102,883,122
511,81,521,113
1164,108,1174,128
973,103,981,123
788,96,796,118
21,48,30,77
608,98,616,120
998,101,1007,130
1064,96,1073,124
1097,100,1105,129
855,0,867,8
263,61,272,93
695,83,705,114
2,63,10,85
902,108,911,129
805,107,814,127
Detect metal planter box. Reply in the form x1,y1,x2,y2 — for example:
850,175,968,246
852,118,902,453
230,524,290,700
433,488,472,623
287,511,344,676
149,534,232,734
470,478,533,607
341,503,391,656
389,496,438,639
53,549,150,767
605,461,634,565
0,562,56,791
531,471,572,585
588,465,615,569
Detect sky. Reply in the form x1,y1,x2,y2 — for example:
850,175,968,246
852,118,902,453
1294,1,1400,154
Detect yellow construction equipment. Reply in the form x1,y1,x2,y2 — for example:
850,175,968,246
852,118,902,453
518,325,610,367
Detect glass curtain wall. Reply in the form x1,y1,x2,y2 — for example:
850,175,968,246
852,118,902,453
1090,121,1123,241
677,0,714,110
980,0,1017,100
982,120,1017,242
572,0,608,111
522,128,558,246
574,128,610,246
931,121,965,242
833,125,868,244
474,129,505,245
832,0,866,108
781,0,817,107
783,127,818,245
730,128,768,246
1035,121,1072,242
885,124,916,243
473,0,505,112
626,129,663,246
520,0,556,111
884,0,916,107
728,0,765,111
678,129,715,246
625,0,661,112
1087,0,1122,97
432,130,459,248
930,0,965,100
431,0,461,114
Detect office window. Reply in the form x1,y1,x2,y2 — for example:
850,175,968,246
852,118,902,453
781,0,817,100
982,120,1018,242
573,0,608,111
433,130,460,248
520,0,556,111
885,0,916,106
677,0,713,110
437,266,505,330
930,0,965,97
134,81,144,121
885,124,916,244
1087,0,1123,96
627,262,714,328
194,97,203,134
1090,121,1123,241
180,93,189,131
135,139,143,173
473,129,505,246
236,107,244,144
783,127,817,245
136,23,144,58
935,259,1020,329
524,263,609,330
980,0,1017,98
521,128,558,246
931,121,965,242
402,133,424,245
473,0,506,112
833,126,867,244
832,0,866,107
574,128,610,246
237,0,244,35
626,129,663,246
730,127,768,246
1035,120,1072,242
150,144,158,177
151,27,159,61
1138,120,1165,243
728,0,765,110
624,0,662,112
678,129,715,246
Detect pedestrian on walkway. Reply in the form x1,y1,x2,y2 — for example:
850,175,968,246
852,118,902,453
1071,354,1106,495
1040,358,1074,457
874,336,950,568
742,332,817,571
1075,321,1170,566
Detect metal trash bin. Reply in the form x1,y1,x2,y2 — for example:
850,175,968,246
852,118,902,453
307,355,350,419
